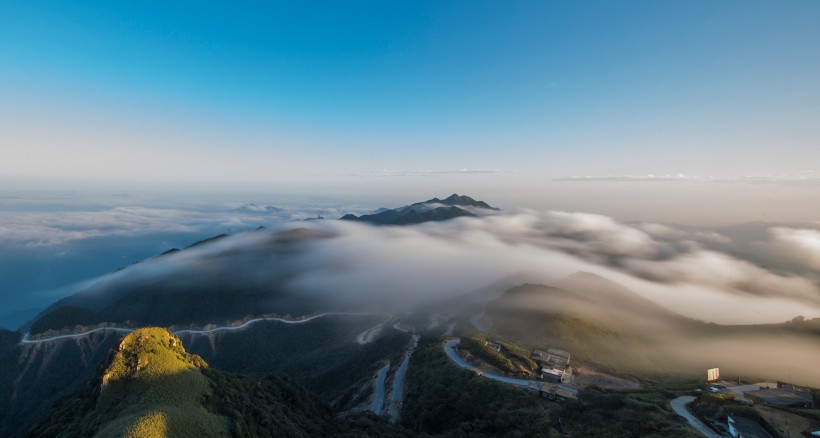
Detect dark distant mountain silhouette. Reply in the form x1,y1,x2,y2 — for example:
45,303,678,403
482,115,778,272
185,234,229,249
233,203,284,215
414,193,499,211
340,194,498,225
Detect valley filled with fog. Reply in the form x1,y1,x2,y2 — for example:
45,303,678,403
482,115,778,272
4,192,819,330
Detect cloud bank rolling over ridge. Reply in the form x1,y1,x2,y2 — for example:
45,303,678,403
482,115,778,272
47,208,820,326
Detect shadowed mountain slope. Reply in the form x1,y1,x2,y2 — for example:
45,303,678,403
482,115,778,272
485,272,820,385
25,228,336,334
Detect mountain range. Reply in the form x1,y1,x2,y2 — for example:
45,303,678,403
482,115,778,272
340,193,498,225
6,266,819,436
232,203,285,215
3,194,819,436
25,194,498,336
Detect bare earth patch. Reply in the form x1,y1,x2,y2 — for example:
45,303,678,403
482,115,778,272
576,365,641,389
755,405,813,437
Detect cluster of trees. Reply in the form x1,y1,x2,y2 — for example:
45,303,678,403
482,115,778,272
204,370,333,437
184,316,411,404
403,338,553,437
205,370,410,437
691,393,759,419
555,389,700,438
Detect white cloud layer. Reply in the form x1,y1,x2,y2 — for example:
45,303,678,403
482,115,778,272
766,227,820,270
0,198,345,248
60,209,820,325
355,169,519,177
556,170,820,184
4,194,820,325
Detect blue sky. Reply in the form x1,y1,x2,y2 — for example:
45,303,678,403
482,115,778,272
4,2,820,330
1,1,820,224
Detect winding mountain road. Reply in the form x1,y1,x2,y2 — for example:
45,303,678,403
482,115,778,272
21,312,392,344
387,335,420,424
356,324,385,345
670,396,720,438
443,339,541,390
371,362,390,415
20,326,134,343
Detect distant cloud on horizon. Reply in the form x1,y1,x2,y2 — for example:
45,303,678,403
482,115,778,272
0,198,347,248
556,170,820,184
354,168,519,177
555,174,703,182
737,171,820,183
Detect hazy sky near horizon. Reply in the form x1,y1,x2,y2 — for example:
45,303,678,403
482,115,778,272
2,1,820,223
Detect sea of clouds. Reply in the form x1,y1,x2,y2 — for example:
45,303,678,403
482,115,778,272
16,198,819,328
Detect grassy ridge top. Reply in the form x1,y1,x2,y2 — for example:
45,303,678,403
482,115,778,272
96,328,228,438
103,328,206,382
27,328,230,438
26,327,404,438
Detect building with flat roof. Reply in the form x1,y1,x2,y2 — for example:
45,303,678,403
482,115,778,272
727,415,773,438
547,348,570,360
532,348,570,370
745,388,812,408
542,368,563,382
